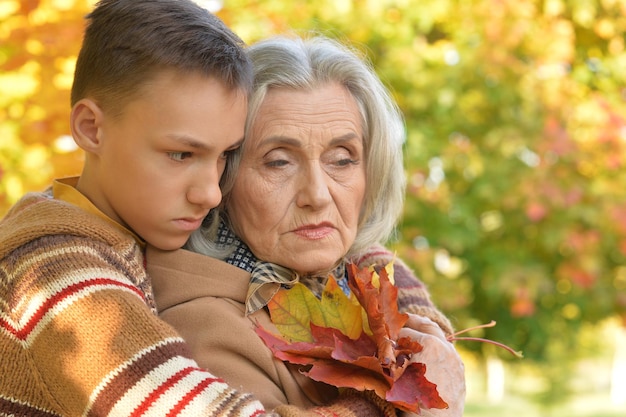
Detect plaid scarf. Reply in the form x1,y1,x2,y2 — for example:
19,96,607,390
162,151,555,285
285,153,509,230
217,220,349,315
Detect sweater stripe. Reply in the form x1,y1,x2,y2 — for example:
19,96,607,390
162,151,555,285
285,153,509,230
93,345,264,417
0,277,144,343
7,244,103,284
111,365,213,416
86,338,188,416
128,366,195,417
177,385,265,417
0,396,61,417
165,372,222,416
85,338,255,417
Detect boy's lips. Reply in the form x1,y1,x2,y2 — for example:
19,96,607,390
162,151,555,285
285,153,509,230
174,217,205,231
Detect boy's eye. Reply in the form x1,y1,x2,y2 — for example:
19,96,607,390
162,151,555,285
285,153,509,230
220,146,241,160
168,151,192,162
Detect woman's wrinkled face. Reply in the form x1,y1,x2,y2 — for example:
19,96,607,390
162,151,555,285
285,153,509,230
227,82,366,275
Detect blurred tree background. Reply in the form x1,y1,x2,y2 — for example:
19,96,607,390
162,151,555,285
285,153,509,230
2,0,626,415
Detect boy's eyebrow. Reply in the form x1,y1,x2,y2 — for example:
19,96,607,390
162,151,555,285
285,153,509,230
166,135,211,150
167,135,243,151
166,134,244,151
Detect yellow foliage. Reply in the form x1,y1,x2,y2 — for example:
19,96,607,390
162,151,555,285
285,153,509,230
0,1,19,19
0,0,90,215
0,72,39,104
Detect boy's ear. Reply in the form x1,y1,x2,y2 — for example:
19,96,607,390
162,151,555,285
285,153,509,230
70,98,105,153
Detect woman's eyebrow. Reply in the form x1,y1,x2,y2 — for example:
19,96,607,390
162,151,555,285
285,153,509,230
261,132,360,147
329,132,361,146
259,136,301,147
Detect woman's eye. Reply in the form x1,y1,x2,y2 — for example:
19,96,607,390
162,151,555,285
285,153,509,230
335,157,358,167
168,151,192,162
328,147,359,167
266,159,289,168
263,148,291,168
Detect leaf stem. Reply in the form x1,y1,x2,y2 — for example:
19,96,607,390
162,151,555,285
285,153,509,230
449,336,524,358
449,320,496,338
447,320,524,358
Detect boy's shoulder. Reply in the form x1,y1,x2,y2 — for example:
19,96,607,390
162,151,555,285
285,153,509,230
0,191,132,260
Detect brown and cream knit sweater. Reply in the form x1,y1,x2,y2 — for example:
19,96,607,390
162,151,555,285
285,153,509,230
0,192,396,417
0,192,268,416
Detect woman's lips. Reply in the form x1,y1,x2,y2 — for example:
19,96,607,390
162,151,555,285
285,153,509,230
293,224,334,239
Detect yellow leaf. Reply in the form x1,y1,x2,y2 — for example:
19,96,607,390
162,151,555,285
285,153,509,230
267,283,322,343
370,269,381,289
385,259,395,285
368,258,396,288
267,277,367,343
317,277,363,340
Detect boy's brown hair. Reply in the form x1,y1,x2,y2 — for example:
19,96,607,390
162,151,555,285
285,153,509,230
71,0,252,114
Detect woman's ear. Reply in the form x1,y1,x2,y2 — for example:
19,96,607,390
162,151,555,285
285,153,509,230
70,98,105,153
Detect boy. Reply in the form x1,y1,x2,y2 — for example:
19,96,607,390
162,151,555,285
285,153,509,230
0,1,392,416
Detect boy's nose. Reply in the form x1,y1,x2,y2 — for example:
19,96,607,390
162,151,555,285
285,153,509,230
187,172,222,210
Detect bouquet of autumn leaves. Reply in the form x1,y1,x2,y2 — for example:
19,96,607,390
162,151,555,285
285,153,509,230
254,262,449,414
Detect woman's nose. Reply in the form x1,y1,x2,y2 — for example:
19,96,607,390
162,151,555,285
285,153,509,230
295,163,332,209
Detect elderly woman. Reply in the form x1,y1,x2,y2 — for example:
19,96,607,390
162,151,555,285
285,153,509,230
147,35,465,416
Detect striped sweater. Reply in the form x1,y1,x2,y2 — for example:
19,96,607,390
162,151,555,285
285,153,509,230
0,192,267,417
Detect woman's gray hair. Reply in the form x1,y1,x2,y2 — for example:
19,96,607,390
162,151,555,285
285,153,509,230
187,34,406,258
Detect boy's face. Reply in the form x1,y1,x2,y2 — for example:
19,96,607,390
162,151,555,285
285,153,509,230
82,71,247,250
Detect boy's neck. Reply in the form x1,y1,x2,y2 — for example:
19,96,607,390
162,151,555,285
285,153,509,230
54,176,145,247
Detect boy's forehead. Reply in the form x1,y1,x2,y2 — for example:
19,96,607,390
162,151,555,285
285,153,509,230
113,70,247,141
118,69,238,110
139,68,215,93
